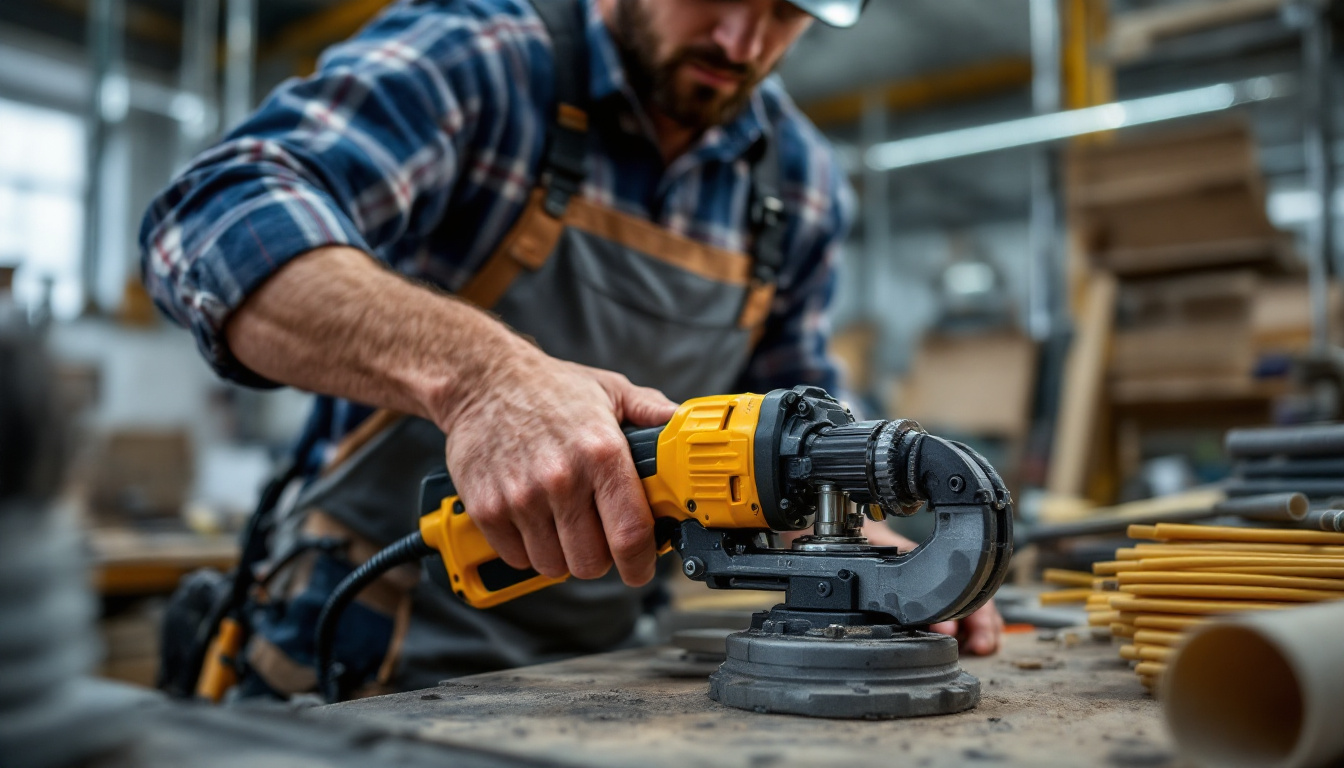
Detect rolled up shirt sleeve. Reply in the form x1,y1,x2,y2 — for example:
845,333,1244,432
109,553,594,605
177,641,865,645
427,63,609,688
138,4,512,385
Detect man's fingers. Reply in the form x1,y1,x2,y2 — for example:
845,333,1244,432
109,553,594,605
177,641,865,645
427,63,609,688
590,443,657,586
929,620,957,637
505,485,568,578
959,602,1004,656
460,488,532,571
553,492,614,580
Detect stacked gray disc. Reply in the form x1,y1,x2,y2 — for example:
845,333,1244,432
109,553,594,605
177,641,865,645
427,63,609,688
709,622,979,719
0,304,134,767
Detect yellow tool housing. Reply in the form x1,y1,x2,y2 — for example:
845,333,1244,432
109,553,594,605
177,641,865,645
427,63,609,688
419,392,767,608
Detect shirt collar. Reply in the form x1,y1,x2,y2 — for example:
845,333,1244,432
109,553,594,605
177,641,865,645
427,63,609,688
580,0,768,162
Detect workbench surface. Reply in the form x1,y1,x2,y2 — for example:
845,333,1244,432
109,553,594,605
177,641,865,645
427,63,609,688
319,630,1181,768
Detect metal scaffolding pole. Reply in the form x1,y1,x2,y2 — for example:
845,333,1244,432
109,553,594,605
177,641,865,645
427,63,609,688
178,0,221,164
223,0,257,131
861,90,889,317
1028,0,1063,342
1295,0,1337,351
81,0,125,315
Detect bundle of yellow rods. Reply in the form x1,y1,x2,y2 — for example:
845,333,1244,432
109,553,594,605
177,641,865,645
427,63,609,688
1075,523,1344,692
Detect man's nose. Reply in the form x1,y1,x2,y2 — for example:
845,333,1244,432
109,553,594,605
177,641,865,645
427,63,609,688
712,5,769,64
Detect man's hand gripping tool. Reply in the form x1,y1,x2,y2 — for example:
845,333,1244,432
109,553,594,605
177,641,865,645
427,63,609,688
315,386,1013,703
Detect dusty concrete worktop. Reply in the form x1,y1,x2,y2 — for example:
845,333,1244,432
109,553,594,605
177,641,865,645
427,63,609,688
316,630,1181,768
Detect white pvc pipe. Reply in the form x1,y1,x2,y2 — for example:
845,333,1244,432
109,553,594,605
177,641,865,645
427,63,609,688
1163,601,1344,768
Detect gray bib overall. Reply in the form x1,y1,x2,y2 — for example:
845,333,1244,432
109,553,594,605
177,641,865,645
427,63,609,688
250,0,786,695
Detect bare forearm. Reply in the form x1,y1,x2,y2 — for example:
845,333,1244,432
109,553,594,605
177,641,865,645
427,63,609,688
224,246,533,426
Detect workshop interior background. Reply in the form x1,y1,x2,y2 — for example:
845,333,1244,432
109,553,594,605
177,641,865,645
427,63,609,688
2,0,1343,715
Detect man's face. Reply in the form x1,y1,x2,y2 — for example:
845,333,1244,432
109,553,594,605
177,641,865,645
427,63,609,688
610,0,814,130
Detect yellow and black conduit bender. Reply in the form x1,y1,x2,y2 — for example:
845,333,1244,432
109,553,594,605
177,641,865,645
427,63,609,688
304,385,1013,702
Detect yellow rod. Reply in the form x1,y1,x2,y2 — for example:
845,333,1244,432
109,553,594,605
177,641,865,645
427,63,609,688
1132,614,1206,631
1137,556,1344,571
1093,561,1141,575
1128,524,1160,540
1150,523,1344,545
1118,584,1344,602
1134,542,1344,556
1118,572,1344,591
1041,588,1097,604
1110,622,1137,637
1044,568,1097,587
1134,661,1168,677
1199,566,1344,578
1109,596,1290,614
1118,547,1344,561
1120,644,1174,662
1132,629,1183,647
1088,610,1122,625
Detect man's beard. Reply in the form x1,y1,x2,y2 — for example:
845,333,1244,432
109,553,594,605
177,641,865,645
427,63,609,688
612,0,765,130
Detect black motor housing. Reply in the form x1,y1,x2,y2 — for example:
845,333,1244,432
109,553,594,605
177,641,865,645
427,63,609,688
752,386,928,529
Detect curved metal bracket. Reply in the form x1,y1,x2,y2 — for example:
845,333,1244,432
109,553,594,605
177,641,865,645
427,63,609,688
672,434,1013,627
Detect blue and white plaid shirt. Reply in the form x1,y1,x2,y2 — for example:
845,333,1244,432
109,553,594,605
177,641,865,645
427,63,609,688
140,0,855,451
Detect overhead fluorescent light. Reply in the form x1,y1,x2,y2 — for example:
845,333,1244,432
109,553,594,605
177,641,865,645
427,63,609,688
865,75,1294,172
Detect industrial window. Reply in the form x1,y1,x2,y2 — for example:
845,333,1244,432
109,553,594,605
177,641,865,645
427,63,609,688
0,96,85,319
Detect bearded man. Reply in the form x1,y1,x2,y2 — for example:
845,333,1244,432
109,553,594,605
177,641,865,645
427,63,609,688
140,0,1002,699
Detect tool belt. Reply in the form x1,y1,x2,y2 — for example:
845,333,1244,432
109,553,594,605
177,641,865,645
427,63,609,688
158,414,427,701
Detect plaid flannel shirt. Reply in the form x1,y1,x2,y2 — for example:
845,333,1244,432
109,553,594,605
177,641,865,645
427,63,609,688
140,0,855,453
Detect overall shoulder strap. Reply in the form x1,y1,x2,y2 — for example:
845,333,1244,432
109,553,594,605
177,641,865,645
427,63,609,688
748,133,785,287
528,0,590,217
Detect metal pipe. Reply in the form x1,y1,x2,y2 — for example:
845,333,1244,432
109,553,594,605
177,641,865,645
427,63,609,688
815,484,844,537
1211,493,1310,522
1226,423,1344,459
1023,493,1307,543
1298,0,1337,350
178,0,220,164
1305,508,1344,532
1237,456,1344,478
81,0,125,315
1027,0,1063,342
1226,480,1344,499
865,75,1293,172
860,89,888,322
223,0,257,131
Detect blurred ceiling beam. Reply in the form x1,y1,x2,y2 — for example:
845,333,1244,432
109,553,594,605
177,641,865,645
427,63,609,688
800,56,1033,127
44,0,180,48
261,0,390,67
1110,0,1289,64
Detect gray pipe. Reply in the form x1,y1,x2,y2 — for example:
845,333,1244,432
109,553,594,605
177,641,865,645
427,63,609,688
1211,493,1309,522
1304,508,1344,532
1024,493,1308,543
1226,423,1344,459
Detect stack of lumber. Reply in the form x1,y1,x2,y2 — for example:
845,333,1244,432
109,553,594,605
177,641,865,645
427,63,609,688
1083,523,1344,692
1050,120,1321,507
1067,120,1292,280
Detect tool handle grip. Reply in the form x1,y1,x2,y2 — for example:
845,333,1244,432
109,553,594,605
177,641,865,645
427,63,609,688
418,492,567,608
418,425,666,609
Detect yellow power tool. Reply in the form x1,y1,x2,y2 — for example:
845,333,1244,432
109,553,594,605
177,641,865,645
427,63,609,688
315,385,1013,715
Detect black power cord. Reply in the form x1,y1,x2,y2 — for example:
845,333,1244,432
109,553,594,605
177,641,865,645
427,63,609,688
314,531,435,702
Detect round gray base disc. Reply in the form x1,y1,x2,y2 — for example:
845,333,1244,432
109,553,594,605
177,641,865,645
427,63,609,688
708,628,979,719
